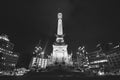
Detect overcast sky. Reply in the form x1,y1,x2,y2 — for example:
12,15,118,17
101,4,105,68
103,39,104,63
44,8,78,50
5,0,120,50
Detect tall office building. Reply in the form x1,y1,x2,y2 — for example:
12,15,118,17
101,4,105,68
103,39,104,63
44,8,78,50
0,34,19,71
29,41,48,70
76,46,89,70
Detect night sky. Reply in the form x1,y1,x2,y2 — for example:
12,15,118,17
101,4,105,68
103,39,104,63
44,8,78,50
3,0,120,67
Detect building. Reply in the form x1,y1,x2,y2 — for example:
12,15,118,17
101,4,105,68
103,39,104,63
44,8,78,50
0,34,19,71
107,48,120,70
86,43,120,74
76,46,89,71
85,46,109,75
29,41,48,70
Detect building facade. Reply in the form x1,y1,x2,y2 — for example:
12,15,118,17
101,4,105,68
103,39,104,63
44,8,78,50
29,41,48,70
0,34,19,71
